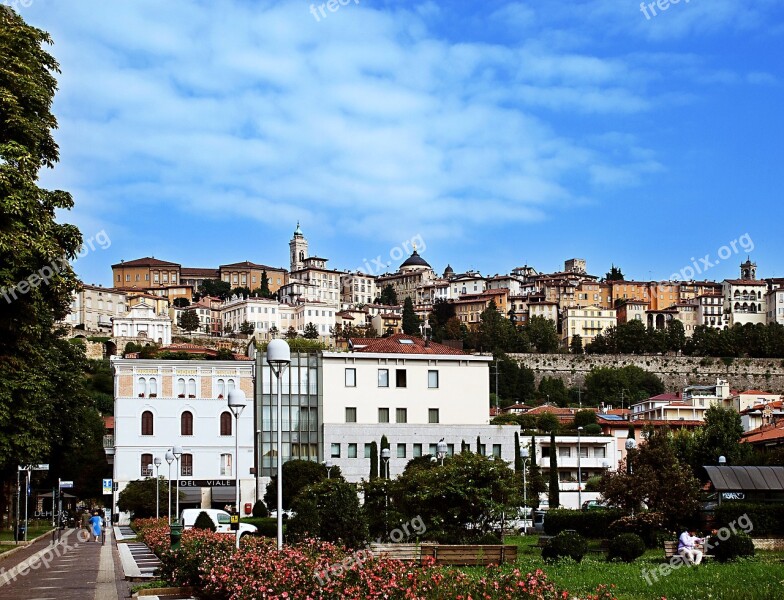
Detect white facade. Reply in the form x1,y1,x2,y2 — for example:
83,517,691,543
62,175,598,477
722,280,767,327
111,359,256,521
766,288,784,326
220,295,337,339
112,301,172,345
694,294,724,329
340,272,378,306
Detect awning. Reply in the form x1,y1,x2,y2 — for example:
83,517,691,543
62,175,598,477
211,487,237,503
704,466,784,491
179,488,203,503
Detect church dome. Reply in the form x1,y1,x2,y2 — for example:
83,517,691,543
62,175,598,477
443,264,454,278
400,250,431,271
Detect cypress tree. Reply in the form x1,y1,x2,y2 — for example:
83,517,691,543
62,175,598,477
476,435,481,454
369,441,378,480
548,430,560,508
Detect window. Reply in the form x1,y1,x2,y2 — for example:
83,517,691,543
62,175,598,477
478,444,486,456
141,454,153,477
428,370,439,388
559,447,571,458
396,408,407,423
345,407,357,423
397,443,406,458
187,378,196,397
413,443,422,458
345,368,356,387
593,447,606,458
177,378,186,396
348,443,358,459
137,377,147,396
148,378,157,396
217,379,225,397
428,408,439,424
492,444,502,457
220,411,232,436
429,443,437,455
378,408,390,423
395,369,407,388
181,453,193,476
141,411,154,436
364,443,373,458
181,411,193,436
579,446,589,458
331,443,341,458
378,369,389,387
220,453,232,477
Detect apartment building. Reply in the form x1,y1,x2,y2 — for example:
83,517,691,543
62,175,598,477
65,284,127,333
561,305,617,348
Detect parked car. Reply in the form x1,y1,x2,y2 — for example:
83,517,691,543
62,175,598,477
179,509,258,537
581,499,609,511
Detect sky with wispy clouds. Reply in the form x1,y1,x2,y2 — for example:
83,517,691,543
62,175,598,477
17,0,784,285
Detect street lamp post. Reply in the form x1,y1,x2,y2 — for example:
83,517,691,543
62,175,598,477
267,339,291,550
625,437,636,475
172,445,183,522
165,450,174,524
519,447,530,532
228,389,247,549
324,460,334,479
577,426,584,509
154,458,162,520
381,448,390,533
436,439,448,466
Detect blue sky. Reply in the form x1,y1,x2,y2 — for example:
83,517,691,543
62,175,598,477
19,0,784,286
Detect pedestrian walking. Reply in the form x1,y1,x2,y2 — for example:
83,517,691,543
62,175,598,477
89,510,103,543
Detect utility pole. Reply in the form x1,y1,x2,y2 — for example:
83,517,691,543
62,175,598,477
577,388,582,408
495,358,499,412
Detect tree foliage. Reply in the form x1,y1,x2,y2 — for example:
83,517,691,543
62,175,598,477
548,430,560,508
197,279,231,301
303,322,319,339
178,309,200,333
238,320,255,335
600,428,700,527
401,296,420,335
117,478,170,518
263,459,342,510
605,265,624,281
377,284,398,306
390,452,519,543
583,366,664,407
287,478,368,547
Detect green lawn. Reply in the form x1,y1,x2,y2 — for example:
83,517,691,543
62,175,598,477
479,536,784,600
0,523,53,543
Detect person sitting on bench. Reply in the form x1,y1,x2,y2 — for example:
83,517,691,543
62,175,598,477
678,528,703,565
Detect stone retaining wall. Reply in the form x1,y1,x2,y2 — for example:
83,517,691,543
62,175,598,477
511,353,784,393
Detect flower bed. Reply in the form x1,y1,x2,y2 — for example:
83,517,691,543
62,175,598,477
133,519,617,599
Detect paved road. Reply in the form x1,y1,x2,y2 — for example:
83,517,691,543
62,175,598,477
0,528,130,599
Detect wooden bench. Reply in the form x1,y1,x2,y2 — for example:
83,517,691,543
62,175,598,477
368,543,421,561
587,539,610,554
420,544,518,566
536,536,553,548
663,541,712,560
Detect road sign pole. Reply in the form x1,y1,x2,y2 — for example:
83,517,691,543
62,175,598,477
24,469,29,542
15,469,20,545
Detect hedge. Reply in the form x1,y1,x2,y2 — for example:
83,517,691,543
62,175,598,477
714,503,784,537
543,508,625,537
241,517,280,537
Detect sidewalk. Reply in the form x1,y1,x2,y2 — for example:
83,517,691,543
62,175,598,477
0,527,130,599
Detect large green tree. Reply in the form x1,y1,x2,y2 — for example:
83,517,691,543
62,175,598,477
197,278,231,301
178,309,200,334
1,11,105,516
524,316,560,353
401,296,420,335
263,459,342,510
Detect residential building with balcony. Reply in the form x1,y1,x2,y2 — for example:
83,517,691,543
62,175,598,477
561,305,616,348
64,284,127,333
693,293,724,329
631,379,731,421
722,260,767,327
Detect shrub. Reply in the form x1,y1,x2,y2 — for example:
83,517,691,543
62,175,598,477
252,499,269,518
193,511,216,532
607,533,645,563
709,532,755,562
608,512,668,548
543,508,624,537
241,517,278,537
542,531,588,562
715,503,784,537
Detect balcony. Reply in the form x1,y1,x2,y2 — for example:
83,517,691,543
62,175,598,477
103,434,115,455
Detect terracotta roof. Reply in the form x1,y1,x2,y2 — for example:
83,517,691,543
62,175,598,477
737,390,776,396
740,400,783,415
648,393,682,401
181,267,220,278
526,405,574,415
741,422,784,445
220,260,285,271
352,334,467,355
112,257,181,268
724,279,766,285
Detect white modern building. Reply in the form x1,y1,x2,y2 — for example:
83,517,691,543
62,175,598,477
110,358,256,523
112,301,172,345
631,379,731,421
722,260,767,327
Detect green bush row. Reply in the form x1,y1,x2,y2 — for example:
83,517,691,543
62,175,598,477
241,517,280,537
543,508,625,537
714,503,783,537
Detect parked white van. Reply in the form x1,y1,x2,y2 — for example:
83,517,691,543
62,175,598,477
179,509,258,537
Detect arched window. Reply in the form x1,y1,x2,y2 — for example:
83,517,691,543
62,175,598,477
187,378,197,397
138,377,147,397
177,378,186,396
149,378,158,396
181,411,193,436
227,379,236,392
141,453,153,477
220,412,232,436
141,410,154,436
217,379,225,398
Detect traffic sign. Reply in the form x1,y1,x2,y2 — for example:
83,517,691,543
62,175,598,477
33,464,49,471
60,480,74,489
102,479,113,495
230,513,239,531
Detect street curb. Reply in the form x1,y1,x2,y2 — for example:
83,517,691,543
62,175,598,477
0,529,55,564
133,585,195,596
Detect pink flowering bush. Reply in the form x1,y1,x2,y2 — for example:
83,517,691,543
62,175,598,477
135,522,619,600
